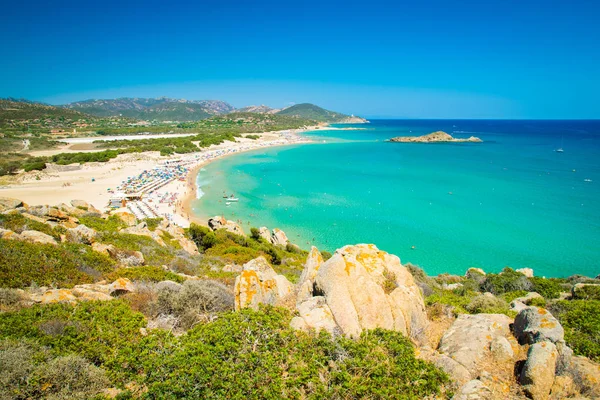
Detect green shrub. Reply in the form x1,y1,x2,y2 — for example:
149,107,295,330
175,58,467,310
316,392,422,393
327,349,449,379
0,213,60,239
0,239,115,288
106,266,185,284
0,288,23,307
426,289,477,315
156,280,234,330
320,250,332,261
141,307,448,398
528,297,547,307
550,300,600,362
465,293,512,315
99,233,175,265
572,284,600,300
250,227,261,240
143,218,162,231
480,268,532,295
529,277,563,299
500,290,529,302
78,215,126,232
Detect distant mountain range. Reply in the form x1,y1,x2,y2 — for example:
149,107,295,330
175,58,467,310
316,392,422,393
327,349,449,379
63,97,235,121
1,97,366,124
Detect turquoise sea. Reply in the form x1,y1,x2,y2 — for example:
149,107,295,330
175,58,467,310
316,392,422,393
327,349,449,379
190,120,600,277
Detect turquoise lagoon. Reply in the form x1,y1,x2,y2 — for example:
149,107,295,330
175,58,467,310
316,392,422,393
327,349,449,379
190,120,600,277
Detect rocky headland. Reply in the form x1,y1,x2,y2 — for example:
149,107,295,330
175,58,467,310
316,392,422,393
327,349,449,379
389,130,483,143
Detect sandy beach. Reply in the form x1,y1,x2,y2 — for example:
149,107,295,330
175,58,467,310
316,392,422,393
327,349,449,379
0,127,316,227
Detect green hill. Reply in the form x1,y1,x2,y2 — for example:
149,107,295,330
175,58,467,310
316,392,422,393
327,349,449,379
63,97,235,121
275,103,361,122
0,98,95,125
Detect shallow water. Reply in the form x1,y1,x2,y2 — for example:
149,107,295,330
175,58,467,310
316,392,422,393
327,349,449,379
190,120,600,277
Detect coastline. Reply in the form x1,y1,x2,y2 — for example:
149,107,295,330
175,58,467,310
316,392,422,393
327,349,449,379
0,125,319,228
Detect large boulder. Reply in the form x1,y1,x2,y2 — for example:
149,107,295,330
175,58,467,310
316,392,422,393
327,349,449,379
208,216,244,236
234,257,293,310
258,227,273,243
178,237,199,255
106,247,145,266
520,341,558,400
0,197,24,212
516,268,534,278
290,296,339,334
113,209,137,226
109,278,135,296
513,307,564,345
451,379,492,400
570,356,600,397
18,230,57,245
65,224,98,245
31,289,77,304
294,244,428,341
271,228,289,245
71,287,113,301
296,247,323,304
438,313,514,376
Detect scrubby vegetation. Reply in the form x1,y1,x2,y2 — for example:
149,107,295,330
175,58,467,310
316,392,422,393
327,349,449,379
0,302,449,399
0,240,115,288
551,300,600,362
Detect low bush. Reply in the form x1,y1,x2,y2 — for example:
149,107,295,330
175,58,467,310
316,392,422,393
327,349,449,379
480,268,532,295
0,213,60,239
572,284,600,300
500,290,529,302
0,288,22,307
529,276,564,299
156,280,234,330
425,289,477,315
78,215,126,232
465,293,512,315
0,239,115,288
528,297,547,307
550,300,600,362
143,218,163,231
105,266,185,284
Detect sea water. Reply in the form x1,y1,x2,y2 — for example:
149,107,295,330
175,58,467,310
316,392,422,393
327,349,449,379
190,120,600,277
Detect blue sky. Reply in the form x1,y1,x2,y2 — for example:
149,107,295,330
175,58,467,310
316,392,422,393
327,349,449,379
1,0,599,118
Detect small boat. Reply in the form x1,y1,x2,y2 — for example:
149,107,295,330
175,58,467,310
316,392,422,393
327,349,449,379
225,202,231,206
227,197,239,202
555,148,564,153
584,179,592,182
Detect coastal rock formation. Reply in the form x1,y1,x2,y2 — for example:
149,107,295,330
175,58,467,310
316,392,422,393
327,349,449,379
292,244,428,341
571,283,600,299
451,379,492,400
296,247,323,304
258,226,290,246
516,268,534,278
0,197,25,212
208,215,244,236
389,131,482,143
510,292,544,312
519,341,558,400
65,224,98,245
438,313,515,377
16,230,58,245
570,356,600,397
112,209,137,226
26,279,136,304
233,257,293,310
106,247,145,266
513,307,564,345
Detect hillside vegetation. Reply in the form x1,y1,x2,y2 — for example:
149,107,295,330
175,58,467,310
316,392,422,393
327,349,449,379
276,103,352,122
63,97,235,121
0,199,599,399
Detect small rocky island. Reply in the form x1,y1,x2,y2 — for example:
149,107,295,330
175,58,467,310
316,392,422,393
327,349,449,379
389,130,483,143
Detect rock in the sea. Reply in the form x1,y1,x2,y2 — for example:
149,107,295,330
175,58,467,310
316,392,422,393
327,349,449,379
513,307,564,345
438,313,514,376
520,341,558,400
0,197,24,212
234,257,293,310
389,131,483,143
208,216,244,235
516,268,534,278
296,244,428,341
65,224,98,245
451,379,492,400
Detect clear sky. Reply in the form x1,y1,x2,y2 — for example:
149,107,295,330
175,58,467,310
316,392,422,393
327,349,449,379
1,0,599,119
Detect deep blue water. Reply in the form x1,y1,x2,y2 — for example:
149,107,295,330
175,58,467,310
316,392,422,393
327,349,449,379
191,120,600,277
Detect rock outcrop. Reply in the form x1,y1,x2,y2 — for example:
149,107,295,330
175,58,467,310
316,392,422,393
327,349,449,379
519,341,558,400
516,268,534,278
451,379,492,400
208,216,244,235
291,244,428,341
65,224,98,245
26,279,135,304
513,307,564,345
17,230,58,245
438,313,515,378
0,197,25,212
257,226,290,246
389,131,483,143
233,257,293,310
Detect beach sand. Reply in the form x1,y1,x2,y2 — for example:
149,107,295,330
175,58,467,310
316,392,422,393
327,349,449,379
0,127,316,227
